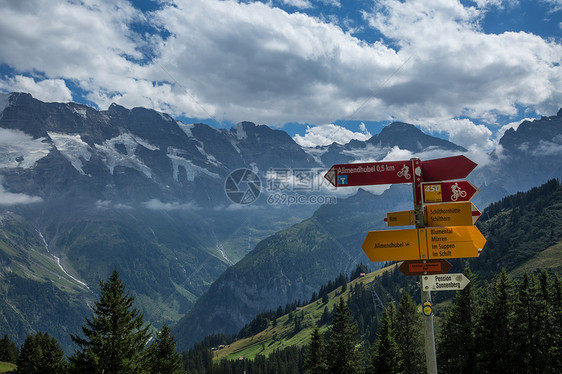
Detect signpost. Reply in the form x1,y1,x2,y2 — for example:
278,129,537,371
361,229,421,262
425,202,481,226
418,155,477,182
421,273,470,291
386,202,481,227
385,210,416,226
422,180,479,203
324,160,417,187
323,155,477,188
398,259,452,276
325,154,484,374
361,226,486,261
425,226,486,259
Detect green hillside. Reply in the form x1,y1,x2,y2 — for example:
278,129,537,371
470,178,562,276
0,361,16,373
509,241,562,277
211,264,396,361
0,212,93,352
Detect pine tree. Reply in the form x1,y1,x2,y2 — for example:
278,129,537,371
371,302,401,374
0,334,18,363
510,272,550,373
476,269,515,372
16,332,67,374
551,274,562,371
69,269,151,373
303,327,327,374
395,292,425,374
534,270,560,374
325,298,363,374
146,324,184,374
437,267,478,374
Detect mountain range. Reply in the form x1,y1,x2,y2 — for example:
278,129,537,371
0,92,560,351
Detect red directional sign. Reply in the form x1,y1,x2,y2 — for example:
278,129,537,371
398,260,452,276
325,155,477,187
422,181,479,203
420,155,477,182
324,160,415,187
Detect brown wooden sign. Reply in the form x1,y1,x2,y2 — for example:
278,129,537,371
398,259,452,276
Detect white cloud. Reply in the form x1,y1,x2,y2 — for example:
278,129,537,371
421,118,494,150
541,0,562,12
149,0,401,123
142,198,200,211
293,123,372,147
0,0,153,108
0,177,42,205
282,0,313,9
96,200,112,209
533,136,562,155
96,200,133,209
472,0,518,9
0,76,72,103
364,0,562,120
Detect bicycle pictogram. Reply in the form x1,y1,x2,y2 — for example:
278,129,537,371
397,164,411,180
451,182,467,201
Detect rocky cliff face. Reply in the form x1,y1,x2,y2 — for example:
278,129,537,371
310,121,466,166
0,93,322,207
471,108,562,198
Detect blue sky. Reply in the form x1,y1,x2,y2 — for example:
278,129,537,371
0,0,560,150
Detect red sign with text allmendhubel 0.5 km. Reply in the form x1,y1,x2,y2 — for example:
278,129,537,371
324,160,415,187
324,155,477,188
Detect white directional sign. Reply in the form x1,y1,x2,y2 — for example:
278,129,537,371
421,273,470,291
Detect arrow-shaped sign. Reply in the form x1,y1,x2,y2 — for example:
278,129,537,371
421,273,470,291
425,226,486,259
425,202,481,226
324,160,417,187
325,155,477,188
361,229,421,262
422,180,479,203
386,202,481,227
385,210,416,227
420,155,477,182
361,226,486,262
398,259,452,276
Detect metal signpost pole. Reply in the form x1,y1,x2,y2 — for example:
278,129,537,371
411,158,438,374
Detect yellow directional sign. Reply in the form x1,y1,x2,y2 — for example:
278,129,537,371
361,229,421,262
385,210,416,226
424,226,486,259
386,203,481,227
362,226,486,261
425,202,481,227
